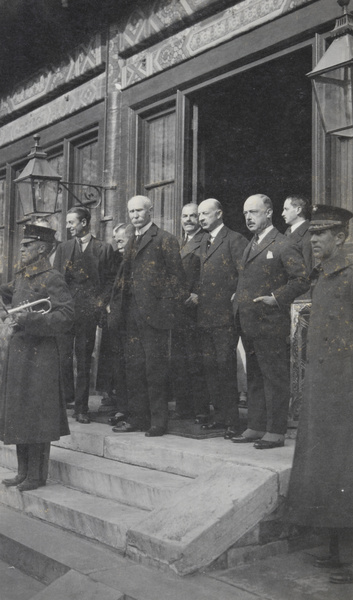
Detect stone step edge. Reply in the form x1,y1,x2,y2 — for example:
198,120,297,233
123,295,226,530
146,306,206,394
0,466,147,551
0,443,191,511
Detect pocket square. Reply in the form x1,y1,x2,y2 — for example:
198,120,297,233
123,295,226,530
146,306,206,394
266,251,273,259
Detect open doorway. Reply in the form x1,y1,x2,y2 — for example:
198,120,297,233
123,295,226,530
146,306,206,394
194,47,312,237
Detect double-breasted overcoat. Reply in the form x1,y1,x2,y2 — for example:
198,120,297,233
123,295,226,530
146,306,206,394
0,257,74,445
287,251,353,528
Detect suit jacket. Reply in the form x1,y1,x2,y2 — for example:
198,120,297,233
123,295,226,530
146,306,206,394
234,228,309,339
121,223,188,330
180,229,206,293
286,220,312,271
53,236,115,314
197,225,248,328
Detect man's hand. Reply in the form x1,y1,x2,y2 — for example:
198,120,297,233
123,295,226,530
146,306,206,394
253,295,277,306
185,293,198,306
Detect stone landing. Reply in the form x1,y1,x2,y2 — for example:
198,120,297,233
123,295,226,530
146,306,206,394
0,422,295,576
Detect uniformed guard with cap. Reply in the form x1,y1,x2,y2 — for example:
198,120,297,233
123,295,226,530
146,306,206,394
286,204,353,584
0,223,74,491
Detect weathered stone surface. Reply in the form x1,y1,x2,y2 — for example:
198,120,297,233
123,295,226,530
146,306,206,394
127,463,278,575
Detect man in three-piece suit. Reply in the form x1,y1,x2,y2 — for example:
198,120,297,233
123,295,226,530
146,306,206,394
233,194,309,448
170,203,210,421
196,198,248,436
112,195,188,437
282,195,313,271
53,206,115,424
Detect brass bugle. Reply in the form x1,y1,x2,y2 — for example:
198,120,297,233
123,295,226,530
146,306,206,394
7,297,52,315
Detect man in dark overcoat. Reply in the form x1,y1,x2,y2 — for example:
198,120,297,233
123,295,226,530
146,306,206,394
233,194,309,448
54,206,115,423
112,195,188,437
170,203,210,421
196,198,248,436
0,223,74,491
286,205,353,585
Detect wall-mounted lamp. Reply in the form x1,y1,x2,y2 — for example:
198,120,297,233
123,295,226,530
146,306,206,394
14,134,116,217
308,0,353,137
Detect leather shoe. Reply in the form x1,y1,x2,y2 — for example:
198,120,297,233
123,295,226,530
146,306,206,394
314,556,343,569
232,434,262,443
17,478,44,492
108,412,126,426
2,474,26,487
76,413,90,424
112,422,141,433
253,439,285,449
201,422,225,430
224,428,242,440
145,426,166,437
329,569,353,584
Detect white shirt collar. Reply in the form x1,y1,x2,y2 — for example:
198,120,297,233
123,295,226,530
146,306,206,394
209,223,224,239
135,221,153,236
257,224,274,243
290,220,306,233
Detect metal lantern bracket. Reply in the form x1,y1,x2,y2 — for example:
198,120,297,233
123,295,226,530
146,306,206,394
58,180,116,210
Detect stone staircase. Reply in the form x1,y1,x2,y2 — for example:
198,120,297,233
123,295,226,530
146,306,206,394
0,420,296,576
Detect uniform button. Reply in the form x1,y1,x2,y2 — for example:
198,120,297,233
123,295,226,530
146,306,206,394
328,313,335,319
334,293,340,298
319,358,324,364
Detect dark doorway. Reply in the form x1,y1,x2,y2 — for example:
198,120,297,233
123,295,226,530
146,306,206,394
194,47,312,237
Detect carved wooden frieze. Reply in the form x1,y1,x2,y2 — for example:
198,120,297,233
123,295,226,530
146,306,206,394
0,74,105,149
121,0,316,88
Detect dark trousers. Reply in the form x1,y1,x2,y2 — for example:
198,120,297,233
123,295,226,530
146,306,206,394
124,299,169,431
58,315,97,414
242,335,290,434
171,326,210,416
200,325,239,428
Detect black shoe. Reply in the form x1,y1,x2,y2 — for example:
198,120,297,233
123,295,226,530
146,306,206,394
112,422,141,433
76,413,90,424
201,422,225,431
232,435,262,443
253,439,284,449
224,428,242,440
145,426,166,437
2,474,26,487
108,412,126,426
17,478,42,492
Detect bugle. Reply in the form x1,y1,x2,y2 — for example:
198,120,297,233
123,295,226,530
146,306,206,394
7,297,52,315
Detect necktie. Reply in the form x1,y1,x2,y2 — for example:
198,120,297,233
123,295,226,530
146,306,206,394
77,238,83,253
284,228,291,237
251,234,259,251
206,234,213,251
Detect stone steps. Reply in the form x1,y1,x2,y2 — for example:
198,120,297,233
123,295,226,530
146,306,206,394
0,465,147,551
0,443,190,510
0,504,250,600
0,423,296,575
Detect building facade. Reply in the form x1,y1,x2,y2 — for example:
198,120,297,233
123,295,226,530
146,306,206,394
0,0,351,282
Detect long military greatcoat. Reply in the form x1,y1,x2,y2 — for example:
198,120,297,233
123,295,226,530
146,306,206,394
286,250,353,528
0,257,74,445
